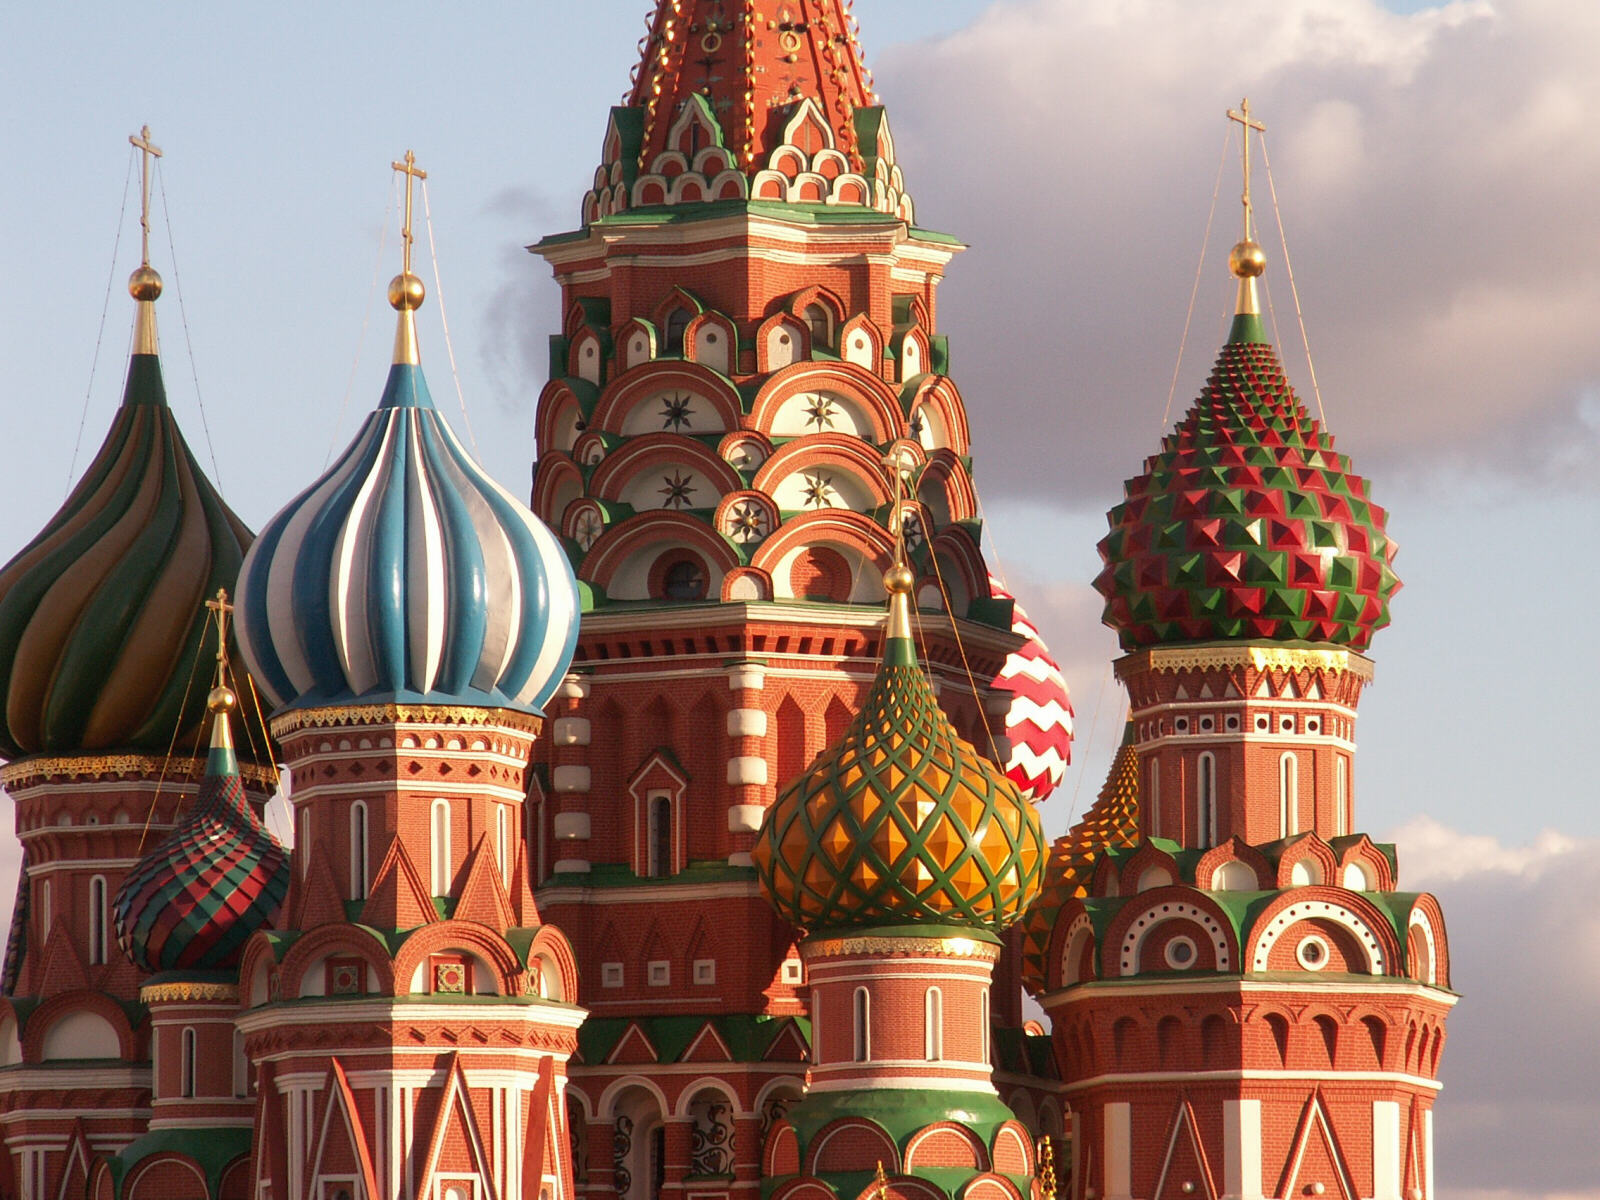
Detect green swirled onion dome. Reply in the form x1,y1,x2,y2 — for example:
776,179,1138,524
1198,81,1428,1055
0,340,265,760
753,569,1044,933
1094,315,1400,653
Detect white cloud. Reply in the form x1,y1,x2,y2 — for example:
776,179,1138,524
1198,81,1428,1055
876,0,1600,503
1379,818,1600,1194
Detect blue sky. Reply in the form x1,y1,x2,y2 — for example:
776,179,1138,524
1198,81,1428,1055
4,3,1598,1195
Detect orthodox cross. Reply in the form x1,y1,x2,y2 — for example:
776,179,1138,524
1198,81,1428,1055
128,124,163,268
205,588,234,683
883,450,913,564
1226,98,1266,241
390,149,428,276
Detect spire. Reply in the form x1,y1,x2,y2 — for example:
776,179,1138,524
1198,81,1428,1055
203,588,238,771
389,149,428,366
629,0,876,172
128,125,164,356
1226,99,1268,342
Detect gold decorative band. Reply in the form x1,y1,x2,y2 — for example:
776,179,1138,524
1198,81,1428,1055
804,935,1000,961
141,981,240,1004
1119,644,1374,680
271,704,543,737
0,754,277,790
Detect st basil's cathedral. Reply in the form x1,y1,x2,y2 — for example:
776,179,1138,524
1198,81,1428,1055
0,4,1453,1200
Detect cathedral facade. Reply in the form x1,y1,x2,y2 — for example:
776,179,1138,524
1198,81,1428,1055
0,5,1449,1200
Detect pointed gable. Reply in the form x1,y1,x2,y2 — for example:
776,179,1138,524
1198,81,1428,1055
606,1023,660,1066
360,837,439,930
37,923,89,996
680,1022,734,1064
290,842,348,930
1277,1094,1357,1200
453,836,515,930
306,1059,380,1200
417,1053,501,1200
763,1020,811,1064
1152,1098,1218,1200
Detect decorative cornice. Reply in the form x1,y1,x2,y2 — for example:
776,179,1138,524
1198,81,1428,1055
0,754,277,791
1117,644,1374,681
271,704,544,738
803,934,1001,961
140,980,239,1004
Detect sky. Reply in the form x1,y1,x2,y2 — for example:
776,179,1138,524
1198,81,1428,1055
3,1,1598,1196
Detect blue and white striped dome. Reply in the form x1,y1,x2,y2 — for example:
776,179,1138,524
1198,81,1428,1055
235,363,579,715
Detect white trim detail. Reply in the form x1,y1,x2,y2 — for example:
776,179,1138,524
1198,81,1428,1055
1105,1101,1132,1200
1224,1098,1264,1200
1408,907,1439,987
1250,900,1385,975
1120,901,1231,975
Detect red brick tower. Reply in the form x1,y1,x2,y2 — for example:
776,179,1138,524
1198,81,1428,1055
526,5,1073,1192
229,155,586,1200
1023,107,1454,1200
0,129,277,1200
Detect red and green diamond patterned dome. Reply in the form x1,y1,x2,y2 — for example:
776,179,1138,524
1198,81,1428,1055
1094,312,1400,652
752,566,1044,933
112,691,289,972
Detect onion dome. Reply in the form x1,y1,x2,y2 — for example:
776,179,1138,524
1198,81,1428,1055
1093,238,1399,653
1018,721,1142,994
112,684,289,972
752,563,1044,933
987,574,1074,803
0,258,266,761
235,195,579,716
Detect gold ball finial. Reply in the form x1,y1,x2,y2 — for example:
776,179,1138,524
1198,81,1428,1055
883,563,915,594
207,685,238,714
129,265,164,301
388,271,426,311
1229,240,1266,279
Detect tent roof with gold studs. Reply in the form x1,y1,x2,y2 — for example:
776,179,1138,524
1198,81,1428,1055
753,635,1044,934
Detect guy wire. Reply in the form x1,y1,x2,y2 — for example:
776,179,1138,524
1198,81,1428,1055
1259,135,1328,427
156,162,223,487
421,179,482,463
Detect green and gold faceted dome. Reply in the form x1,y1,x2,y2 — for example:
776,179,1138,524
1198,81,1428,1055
753,568,1044,933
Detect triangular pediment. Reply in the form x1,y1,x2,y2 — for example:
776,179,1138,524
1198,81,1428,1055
306,1059,380,1200
681,1022,734,1064
1152,1097,1218,1200
418,1053,501,1200
764,1020,810,1063
607,1022,659,1065
1277,1094,1356,1200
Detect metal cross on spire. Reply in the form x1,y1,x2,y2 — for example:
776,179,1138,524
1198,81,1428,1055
129,124,163,268
390,149,428,277
1227,98,1266,243
205,587,234,684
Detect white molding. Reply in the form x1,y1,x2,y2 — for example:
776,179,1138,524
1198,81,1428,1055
1063,1067,1443,1095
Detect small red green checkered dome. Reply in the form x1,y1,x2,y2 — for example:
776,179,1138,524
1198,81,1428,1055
112,690,289,972
1094,313,1400,652
752,567,1044,933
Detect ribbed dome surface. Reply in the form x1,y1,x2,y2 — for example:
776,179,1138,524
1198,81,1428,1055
1018,721,1142,994
753,631,1044,933
1095,326,1399,652
112,718,289,971
236,363,579,714
0,353,262,759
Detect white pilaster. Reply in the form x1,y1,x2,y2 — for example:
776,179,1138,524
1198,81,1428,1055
1105,1102,1133,1200
1373,1100,1402,1200
1424,1109,1435,1200
1223,1098,1264,1200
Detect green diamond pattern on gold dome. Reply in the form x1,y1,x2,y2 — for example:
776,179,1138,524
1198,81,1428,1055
1094,337,1400,652
753,639,1044,933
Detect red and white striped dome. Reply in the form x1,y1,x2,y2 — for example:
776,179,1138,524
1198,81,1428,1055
989,574,1074,803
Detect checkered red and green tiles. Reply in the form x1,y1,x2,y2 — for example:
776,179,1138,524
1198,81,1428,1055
752,636,1044,933
113,739,289,972
1095,333,1400,652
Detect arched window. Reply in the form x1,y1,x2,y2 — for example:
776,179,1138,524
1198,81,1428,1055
924,987,943,1061
88,876,107,965
1196,752,1217,849
665,308,691,355
40,880,51,941
811,987,821,1063
431,799,452,897
297,807,311,877
980,987,991,1063
233,1029,249,1098
349,801,369,901
853,987,870,1062
1280,753,1298,837
496,805,511,886
1336,756,1349,837
647,795,672,878
803,302,832,350
1147,759,1162,838
181,1027,197,1099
